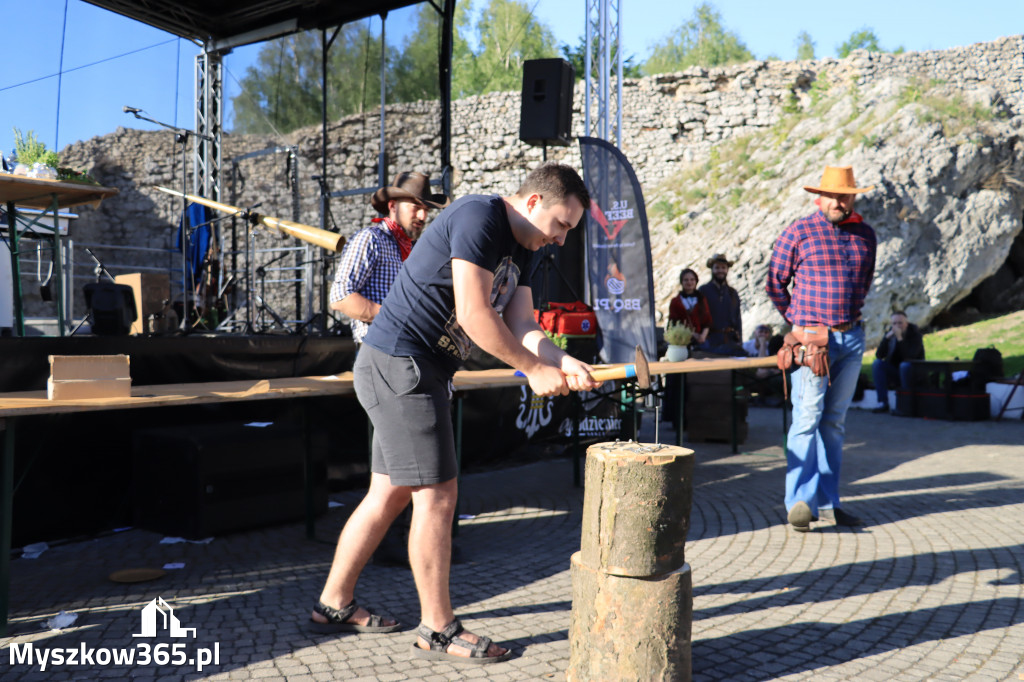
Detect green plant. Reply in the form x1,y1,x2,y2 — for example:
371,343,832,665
652,199,676,222
12,128,59,167
544,330,568,350
664,321,695,346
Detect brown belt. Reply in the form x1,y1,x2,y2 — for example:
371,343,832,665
829,321,858,333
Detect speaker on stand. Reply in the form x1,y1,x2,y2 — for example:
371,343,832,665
519,58,575,160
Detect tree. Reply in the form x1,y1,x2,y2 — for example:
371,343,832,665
642,3,754,75
837,28,881,58
232,25,395,135
795,31,815,60
392,4,442,103
560,36,643,81
470,0,559,93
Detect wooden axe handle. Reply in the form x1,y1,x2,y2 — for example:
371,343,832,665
589,364,638,383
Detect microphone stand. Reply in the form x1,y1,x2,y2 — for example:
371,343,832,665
124,107,214,332
312,174,337,334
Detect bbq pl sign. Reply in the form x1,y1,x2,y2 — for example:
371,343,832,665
579,137,657,364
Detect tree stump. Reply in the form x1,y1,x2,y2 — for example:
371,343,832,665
568,553,692,682
580,441,694,576
568,441,695,682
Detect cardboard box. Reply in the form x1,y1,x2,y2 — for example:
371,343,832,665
115,273,170,334
48,354,131,400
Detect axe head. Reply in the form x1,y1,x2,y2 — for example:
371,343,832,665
634,345,651,389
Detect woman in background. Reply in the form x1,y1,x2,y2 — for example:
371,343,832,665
668,268,711,348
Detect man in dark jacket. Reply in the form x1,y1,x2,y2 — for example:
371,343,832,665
699,253,744,355
871,310,925,412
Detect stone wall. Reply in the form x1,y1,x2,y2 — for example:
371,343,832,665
21,35,1024,340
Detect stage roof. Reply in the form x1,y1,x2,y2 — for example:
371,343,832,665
83,0,427,51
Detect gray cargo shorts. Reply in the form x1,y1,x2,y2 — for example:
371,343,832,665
352,344,457,487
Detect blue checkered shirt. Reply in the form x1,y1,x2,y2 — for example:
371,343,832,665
767,210,876,327
330,223,403,343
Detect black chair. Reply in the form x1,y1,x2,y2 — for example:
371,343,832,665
83,281,137,335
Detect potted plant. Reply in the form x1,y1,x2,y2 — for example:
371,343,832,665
663,321,694,362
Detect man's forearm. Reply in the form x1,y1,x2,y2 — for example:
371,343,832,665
334,293,380,323
462,307,550,372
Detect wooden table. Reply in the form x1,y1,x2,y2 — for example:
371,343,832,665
0,174,119,336
0,357,777,634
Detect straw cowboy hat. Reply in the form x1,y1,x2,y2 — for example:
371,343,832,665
371,172,450,214
803,165,874,195
706,253,734,268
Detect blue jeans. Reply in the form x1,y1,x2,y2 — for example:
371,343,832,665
785,326,865,515
872,358,913,406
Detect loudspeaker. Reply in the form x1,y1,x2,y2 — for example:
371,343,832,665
520,58,575,147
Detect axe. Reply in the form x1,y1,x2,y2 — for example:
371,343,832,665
513,345,651,389
588,345,651,389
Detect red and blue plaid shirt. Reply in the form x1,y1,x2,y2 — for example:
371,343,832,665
766,210,876,327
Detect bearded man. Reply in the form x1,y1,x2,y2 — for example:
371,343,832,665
330,171,449,343
767,166,877,532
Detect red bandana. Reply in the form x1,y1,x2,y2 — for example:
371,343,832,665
377,217,413,261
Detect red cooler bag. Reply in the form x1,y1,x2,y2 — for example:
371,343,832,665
534,301,598,338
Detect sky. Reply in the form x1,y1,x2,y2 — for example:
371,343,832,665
2,0,1023,164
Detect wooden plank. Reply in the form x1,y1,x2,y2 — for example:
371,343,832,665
0,175,118,210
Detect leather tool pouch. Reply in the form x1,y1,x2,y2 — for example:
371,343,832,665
777,325,831,378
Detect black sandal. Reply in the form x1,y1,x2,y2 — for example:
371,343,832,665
307,599,401,634
411,619,511,665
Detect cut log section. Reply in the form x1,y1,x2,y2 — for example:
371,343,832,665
580,441,695,577
567,553,693,682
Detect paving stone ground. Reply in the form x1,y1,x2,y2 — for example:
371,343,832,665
3,406,1023,681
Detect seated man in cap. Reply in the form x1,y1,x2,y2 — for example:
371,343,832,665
871,310,925,413
698,253,745,355
330,171,450,343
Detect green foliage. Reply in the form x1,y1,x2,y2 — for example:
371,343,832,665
808,76,831,109
12,128,59,167
862,310,1024,380
837,28,882,57
390,3,449,103
560,36,643,81
232,26,394,135
544,330,568,350
897,79,998,137
857,132,880,148
837,27,902,58
651,199,676,222
782,92,801,115
465,0,559,95
231,0,560,133
664,321,694,346
642,3,754,75
795,31,815,60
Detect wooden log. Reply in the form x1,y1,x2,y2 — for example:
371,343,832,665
567,552,692,682
580,442,694,577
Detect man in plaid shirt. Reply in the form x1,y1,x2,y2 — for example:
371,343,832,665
767,166,876,532
330,172,449,343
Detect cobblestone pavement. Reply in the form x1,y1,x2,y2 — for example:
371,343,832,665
3,407,1023,681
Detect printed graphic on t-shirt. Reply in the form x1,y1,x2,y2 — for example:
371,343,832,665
439,257,522,360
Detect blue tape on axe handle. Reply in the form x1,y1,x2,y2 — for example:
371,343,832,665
623,364,637,379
